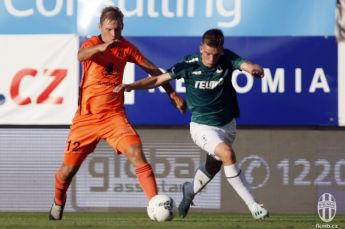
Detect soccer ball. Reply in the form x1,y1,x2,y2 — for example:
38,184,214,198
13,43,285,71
147,194,176,222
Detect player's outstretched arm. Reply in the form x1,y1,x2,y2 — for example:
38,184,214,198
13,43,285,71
137,58,186,113
240,60,265,78
114,73,172,93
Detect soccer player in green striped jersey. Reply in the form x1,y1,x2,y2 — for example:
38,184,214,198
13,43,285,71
114,28,269,220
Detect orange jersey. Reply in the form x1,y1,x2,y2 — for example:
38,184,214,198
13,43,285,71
78,35,145,115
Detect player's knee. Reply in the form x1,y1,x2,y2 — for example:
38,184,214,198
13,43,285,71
228,151,236,163
215,143,236,163
124,144,146,162
219,149,236,164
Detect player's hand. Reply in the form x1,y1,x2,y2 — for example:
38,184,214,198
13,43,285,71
169,92,187,114
98,40,119,52
113,84,132,93
251,64,264,78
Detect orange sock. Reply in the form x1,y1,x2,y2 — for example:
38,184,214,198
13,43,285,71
136,163,158,200
54,173,70,206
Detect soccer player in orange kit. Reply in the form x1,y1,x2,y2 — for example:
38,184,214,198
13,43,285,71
49,6,186,220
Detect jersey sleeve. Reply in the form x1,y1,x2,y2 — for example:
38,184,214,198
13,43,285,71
79,37,99,62
167,61,188,79
126,42,146,65
80,37,96,49
223,49,245,70
167,54,195,79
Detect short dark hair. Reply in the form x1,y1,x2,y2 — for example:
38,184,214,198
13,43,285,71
100,6,124,28
202,29,224,48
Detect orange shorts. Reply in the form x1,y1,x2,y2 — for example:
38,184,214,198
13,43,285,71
63,112,141,166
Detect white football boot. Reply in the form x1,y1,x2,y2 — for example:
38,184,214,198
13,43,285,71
49,201,65,220
248,203,269,220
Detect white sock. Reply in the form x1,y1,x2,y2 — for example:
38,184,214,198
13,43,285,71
192,169,211,194
224,164,256,206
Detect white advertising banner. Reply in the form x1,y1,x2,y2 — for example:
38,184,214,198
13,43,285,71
0,128,220,212
0,35,79,124
73,142,221,209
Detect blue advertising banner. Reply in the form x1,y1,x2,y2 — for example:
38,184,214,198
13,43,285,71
0,0,339,126
0,0,336,36
78,0,336,36
0,0,76,34
118,36,337,126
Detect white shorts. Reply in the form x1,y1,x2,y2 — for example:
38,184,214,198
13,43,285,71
190,119,237,160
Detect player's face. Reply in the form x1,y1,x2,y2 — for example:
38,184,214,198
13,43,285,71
200,44,223,68
99,19,123,43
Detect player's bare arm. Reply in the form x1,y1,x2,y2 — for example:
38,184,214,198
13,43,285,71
138,58,176,93
77,41,116,61
240,60,264,78
114,73,172,93
138,58,187,113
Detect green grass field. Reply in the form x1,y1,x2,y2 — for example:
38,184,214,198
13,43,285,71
0,212,344,229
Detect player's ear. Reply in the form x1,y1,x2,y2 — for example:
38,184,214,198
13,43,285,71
200,45,203,53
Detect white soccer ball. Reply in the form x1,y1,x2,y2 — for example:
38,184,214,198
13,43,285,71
147,194,176,222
